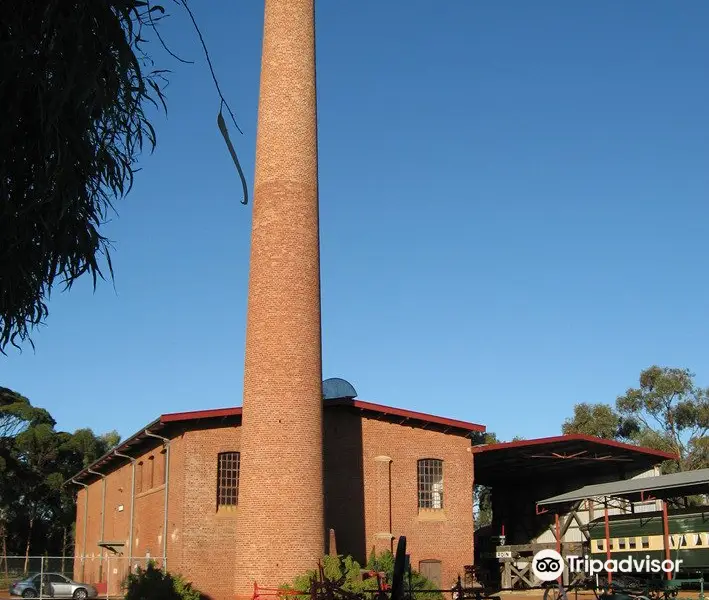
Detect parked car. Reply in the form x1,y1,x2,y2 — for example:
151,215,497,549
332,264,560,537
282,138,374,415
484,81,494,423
9,572,98,599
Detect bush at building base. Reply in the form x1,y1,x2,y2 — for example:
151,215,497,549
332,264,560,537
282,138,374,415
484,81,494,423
282,550,443,600
123,562,204,600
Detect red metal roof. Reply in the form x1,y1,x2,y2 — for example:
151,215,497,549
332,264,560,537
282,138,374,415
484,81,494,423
160,407,242,422
156,401,484,433
325,398,485,433
68,400,483,483
472,433,678,486
472,434,677,460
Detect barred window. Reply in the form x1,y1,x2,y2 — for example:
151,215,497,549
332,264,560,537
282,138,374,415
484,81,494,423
418,459,443,509
217,452,240,507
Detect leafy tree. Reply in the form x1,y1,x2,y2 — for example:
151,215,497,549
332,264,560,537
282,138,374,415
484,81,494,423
472,433,525,530
471,432,497,530
562,366,709,475
617,366,709,472
1,0,247,354
562,403,639,441
101,430,122,452
0,386,121,559
1,0,170,353
14,422,65,570
0,388,56,569
0,388,54,440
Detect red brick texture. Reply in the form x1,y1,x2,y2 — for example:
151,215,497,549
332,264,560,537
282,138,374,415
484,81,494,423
73,408,475,600
235,0,325,594
324,408,474,589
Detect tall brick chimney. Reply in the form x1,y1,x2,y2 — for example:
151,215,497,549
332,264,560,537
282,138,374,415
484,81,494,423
234,0,324,594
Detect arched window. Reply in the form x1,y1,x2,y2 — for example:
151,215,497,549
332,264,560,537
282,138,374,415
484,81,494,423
417,459,443,509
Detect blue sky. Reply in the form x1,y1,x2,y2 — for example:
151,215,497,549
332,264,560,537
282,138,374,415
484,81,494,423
2,1,708,444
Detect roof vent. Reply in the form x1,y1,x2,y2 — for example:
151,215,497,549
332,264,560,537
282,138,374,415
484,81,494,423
323,377,357,400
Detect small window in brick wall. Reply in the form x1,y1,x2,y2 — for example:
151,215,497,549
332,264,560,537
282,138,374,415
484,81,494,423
417,459,443,509
160,448,167,484
137,461,144,493
217,452,240,508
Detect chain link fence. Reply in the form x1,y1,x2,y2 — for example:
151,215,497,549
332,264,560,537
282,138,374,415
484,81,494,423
0,555,164,599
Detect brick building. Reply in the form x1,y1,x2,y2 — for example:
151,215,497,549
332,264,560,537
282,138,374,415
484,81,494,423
69,393,485,600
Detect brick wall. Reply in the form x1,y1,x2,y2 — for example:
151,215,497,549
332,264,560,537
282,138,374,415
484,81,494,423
74,409,474,600
324,407,474,589
180,425,241,600
72,441,171,593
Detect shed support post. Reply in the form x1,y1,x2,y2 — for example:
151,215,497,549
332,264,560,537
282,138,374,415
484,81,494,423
604,501,612,586
501,561,512,589
555,513,562,584
662,500,672,580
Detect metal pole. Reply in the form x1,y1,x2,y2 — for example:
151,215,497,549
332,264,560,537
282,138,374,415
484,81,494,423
71,480,89,581
114,451,136,571
144,430,170,571
555,513,562,584
603,500,612,586
39,555,44,600
87,469,106,581
662,500,672,580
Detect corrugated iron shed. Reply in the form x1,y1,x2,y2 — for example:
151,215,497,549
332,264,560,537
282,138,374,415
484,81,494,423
536,467,709,506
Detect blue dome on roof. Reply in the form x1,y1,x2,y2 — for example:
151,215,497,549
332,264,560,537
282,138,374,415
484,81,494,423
323,377,358,400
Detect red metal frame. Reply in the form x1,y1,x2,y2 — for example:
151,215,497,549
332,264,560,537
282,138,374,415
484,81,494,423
471,434,678,461
74,398,484,483
248,582,306,600
161,407,242,422
160,401,487,434
326,398,486,432
640,490,657,502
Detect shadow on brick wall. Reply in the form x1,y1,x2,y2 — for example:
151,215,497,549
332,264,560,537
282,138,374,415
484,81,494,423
324,408,366,562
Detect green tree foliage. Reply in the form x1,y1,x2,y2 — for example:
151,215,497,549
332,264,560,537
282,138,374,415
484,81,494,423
471,432,497,530
472,433,525,530
561,403,639,441
617,366,709,472
123,562,203,600
562,366,709,474
284,550,442,600
0,0,173,353
0,386,120,558
1,0,247,355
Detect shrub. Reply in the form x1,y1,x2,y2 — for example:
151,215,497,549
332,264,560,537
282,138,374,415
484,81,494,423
283,550,443,600
123,562,203,600
365,550,442,600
